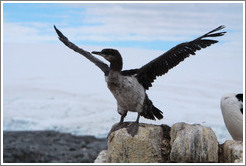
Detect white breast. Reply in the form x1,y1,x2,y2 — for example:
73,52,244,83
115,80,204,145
105,71,145,114
220,93,243,141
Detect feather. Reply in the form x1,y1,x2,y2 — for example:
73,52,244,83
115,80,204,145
136,25,226,90
54,26,110,76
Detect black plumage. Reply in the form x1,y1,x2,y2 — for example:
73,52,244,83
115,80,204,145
54,26,110,76
134,25,226,89
54,25,225,89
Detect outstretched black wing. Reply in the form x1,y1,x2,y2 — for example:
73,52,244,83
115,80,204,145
54,26,110,76
136,25,226,90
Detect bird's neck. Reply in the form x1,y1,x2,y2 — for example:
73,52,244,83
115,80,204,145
110,57,123,72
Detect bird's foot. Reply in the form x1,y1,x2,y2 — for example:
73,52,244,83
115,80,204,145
107,122,129,138
126,122,139,137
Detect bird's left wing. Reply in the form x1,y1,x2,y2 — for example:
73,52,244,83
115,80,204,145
54,26,110,76
136,25,226,90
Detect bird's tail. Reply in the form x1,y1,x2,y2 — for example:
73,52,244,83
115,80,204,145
152,106,163,120
142,95,163,120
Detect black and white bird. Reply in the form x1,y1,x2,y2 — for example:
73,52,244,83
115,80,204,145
220,93,243,141
54,25,226,137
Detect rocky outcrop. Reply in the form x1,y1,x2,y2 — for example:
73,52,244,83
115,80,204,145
170,123,218,162
94,122,243,163
107,123,170,163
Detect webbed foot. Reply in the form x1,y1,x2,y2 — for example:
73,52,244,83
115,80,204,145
107,122,129,138
126,122,139,137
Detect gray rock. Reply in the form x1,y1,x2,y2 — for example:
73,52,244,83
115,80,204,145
106,123,169,163
3,131,107,163
170,122,218,163
220,140,243,163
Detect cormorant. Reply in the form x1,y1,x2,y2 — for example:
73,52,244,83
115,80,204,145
220,93,243,141
54,25,226,137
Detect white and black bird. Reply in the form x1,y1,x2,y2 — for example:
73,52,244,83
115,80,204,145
220,93,243,141
54,25,226,137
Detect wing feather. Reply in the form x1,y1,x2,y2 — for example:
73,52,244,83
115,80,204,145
54,26,110,76
136,25,226,90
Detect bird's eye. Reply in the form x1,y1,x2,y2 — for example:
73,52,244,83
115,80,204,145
108,54,114,58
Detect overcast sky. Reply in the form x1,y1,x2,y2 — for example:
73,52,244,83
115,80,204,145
2,2,244,53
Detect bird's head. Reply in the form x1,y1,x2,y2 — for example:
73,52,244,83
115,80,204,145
92,48,123,71
92,49,122,62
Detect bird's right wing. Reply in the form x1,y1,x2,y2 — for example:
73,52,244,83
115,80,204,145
54,26,110,76
136,25,226,90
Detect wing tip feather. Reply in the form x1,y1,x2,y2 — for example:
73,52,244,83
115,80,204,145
54,25,68,41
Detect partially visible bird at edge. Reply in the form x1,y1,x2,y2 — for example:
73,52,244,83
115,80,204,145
221,93,243,141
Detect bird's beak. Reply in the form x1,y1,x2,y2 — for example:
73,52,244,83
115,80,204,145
91,51,101,55
92,51,107,59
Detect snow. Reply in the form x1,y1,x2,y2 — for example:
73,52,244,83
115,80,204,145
2,42,243,143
